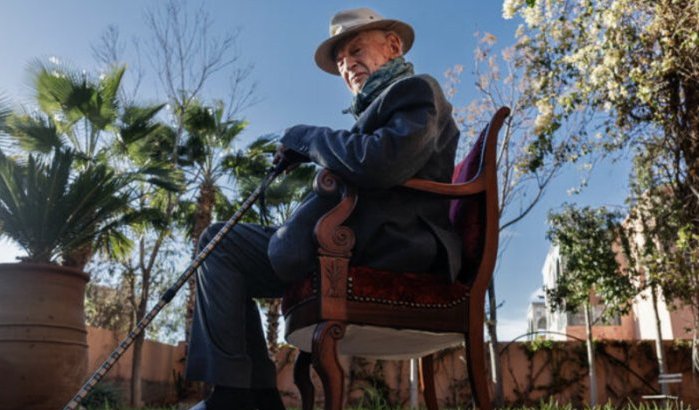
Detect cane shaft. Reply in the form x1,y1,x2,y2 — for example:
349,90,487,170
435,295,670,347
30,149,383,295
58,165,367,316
64,168,280,410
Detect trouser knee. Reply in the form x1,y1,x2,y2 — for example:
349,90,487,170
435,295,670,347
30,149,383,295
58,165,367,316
268,239,315,282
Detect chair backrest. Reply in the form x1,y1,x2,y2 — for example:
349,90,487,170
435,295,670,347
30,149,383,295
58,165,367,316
449,107,508,286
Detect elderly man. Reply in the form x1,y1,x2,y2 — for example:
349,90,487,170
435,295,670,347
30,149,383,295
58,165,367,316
187,7,461,410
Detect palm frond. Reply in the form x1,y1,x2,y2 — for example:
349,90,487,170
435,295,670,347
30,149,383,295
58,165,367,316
0,148,139,263
0,150,72,262
98,66,125,112
30,59,90,127
0,94,11,130
4,113,63,153
219,119,246,146
31,60,125,134
118,103,166,146
127,124,178,165
135,163,184,193
182,101,247,165
184,102,216,135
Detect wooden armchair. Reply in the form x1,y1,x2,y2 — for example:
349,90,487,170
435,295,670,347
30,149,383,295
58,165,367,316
281,107,510,410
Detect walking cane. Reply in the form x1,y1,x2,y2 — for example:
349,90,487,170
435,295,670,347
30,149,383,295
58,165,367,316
64,159,291,410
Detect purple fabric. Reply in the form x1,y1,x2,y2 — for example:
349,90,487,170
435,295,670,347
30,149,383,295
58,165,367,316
449,128,488,282
449,127,486,225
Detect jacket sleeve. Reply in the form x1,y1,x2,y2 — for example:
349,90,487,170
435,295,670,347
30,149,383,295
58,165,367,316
280,76,442,189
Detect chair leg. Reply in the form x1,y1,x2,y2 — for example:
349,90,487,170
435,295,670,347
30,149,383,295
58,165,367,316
465,297,492,410
421,354,439,410
294,350,315,410
311,321,346,410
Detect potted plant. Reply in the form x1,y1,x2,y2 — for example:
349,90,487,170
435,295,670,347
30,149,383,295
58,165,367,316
0,63,167,409
0,147,138,409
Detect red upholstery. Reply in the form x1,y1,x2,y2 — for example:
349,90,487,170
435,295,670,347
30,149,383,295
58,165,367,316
282,266,470,316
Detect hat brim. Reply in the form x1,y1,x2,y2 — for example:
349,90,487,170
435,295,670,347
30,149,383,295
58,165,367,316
314,19,414,75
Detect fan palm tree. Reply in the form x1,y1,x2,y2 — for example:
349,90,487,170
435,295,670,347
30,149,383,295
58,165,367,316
179,100,247,244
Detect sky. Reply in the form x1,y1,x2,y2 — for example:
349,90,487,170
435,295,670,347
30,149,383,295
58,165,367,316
0,1,631,341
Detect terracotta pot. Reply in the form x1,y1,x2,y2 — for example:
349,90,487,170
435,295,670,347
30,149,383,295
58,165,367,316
0,263,89,410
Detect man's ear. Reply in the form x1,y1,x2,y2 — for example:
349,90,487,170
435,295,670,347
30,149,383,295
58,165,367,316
385,31,403,58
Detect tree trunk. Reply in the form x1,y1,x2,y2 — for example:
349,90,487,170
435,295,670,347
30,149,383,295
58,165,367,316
130,283,150,407
650,284,669,394
584,302,597,407
63,243,93,272
131,333,145,407
265,298,282,355
131,238,153,407
486,280,504,407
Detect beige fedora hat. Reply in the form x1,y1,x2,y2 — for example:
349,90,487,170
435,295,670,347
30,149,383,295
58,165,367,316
315,7,414,75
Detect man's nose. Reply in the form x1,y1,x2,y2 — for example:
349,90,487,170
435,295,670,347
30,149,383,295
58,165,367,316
338,55,357,72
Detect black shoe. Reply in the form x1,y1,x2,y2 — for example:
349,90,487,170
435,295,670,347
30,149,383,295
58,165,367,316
253,387,286,410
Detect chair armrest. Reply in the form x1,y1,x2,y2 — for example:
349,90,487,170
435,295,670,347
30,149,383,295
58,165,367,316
401,177,486,198
313,169,358,257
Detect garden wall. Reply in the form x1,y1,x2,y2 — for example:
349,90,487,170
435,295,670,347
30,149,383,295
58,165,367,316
86,326,185,405
85,327,698,407
274,340,698,408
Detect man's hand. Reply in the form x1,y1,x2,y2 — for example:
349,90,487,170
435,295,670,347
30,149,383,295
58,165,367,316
273,144,311,173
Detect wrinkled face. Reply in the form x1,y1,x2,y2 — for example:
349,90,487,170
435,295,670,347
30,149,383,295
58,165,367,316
334,30,403,94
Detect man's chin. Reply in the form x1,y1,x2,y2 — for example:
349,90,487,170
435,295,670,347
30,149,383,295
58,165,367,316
351,81,367,94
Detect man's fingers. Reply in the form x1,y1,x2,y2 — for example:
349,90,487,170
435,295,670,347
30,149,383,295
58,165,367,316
273,144,309,173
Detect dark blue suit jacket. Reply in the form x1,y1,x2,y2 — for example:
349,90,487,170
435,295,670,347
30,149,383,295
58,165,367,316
268,74,462,282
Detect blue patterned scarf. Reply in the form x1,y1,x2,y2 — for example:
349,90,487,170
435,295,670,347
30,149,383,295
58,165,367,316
344,57,414,118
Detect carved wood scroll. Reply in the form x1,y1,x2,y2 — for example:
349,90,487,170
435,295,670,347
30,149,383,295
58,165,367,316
313,169,357,258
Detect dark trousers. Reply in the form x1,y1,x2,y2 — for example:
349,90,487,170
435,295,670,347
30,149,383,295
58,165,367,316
185,193,337,388
185,223,289,388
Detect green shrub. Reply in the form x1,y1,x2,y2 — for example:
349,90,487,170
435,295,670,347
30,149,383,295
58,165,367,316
81,381,123,409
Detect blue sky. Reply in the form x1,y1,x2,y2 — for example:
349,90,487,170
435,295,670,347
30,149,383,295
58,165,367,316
0,1,631,340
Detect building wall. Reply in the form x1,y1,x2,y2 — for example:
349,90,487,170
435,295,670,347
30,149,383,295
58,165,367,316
539,245,693,342
669,305,695,340
632,287,676,340
541,246,567,339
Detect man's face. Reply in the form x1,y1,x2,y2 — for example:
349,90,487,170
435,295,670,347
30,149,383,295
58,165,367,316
334,30,402,95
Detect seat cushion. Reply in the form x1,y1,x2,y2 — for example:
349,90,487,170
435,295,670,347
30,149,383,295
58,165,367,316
286,324,464,359
282,266,470,315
